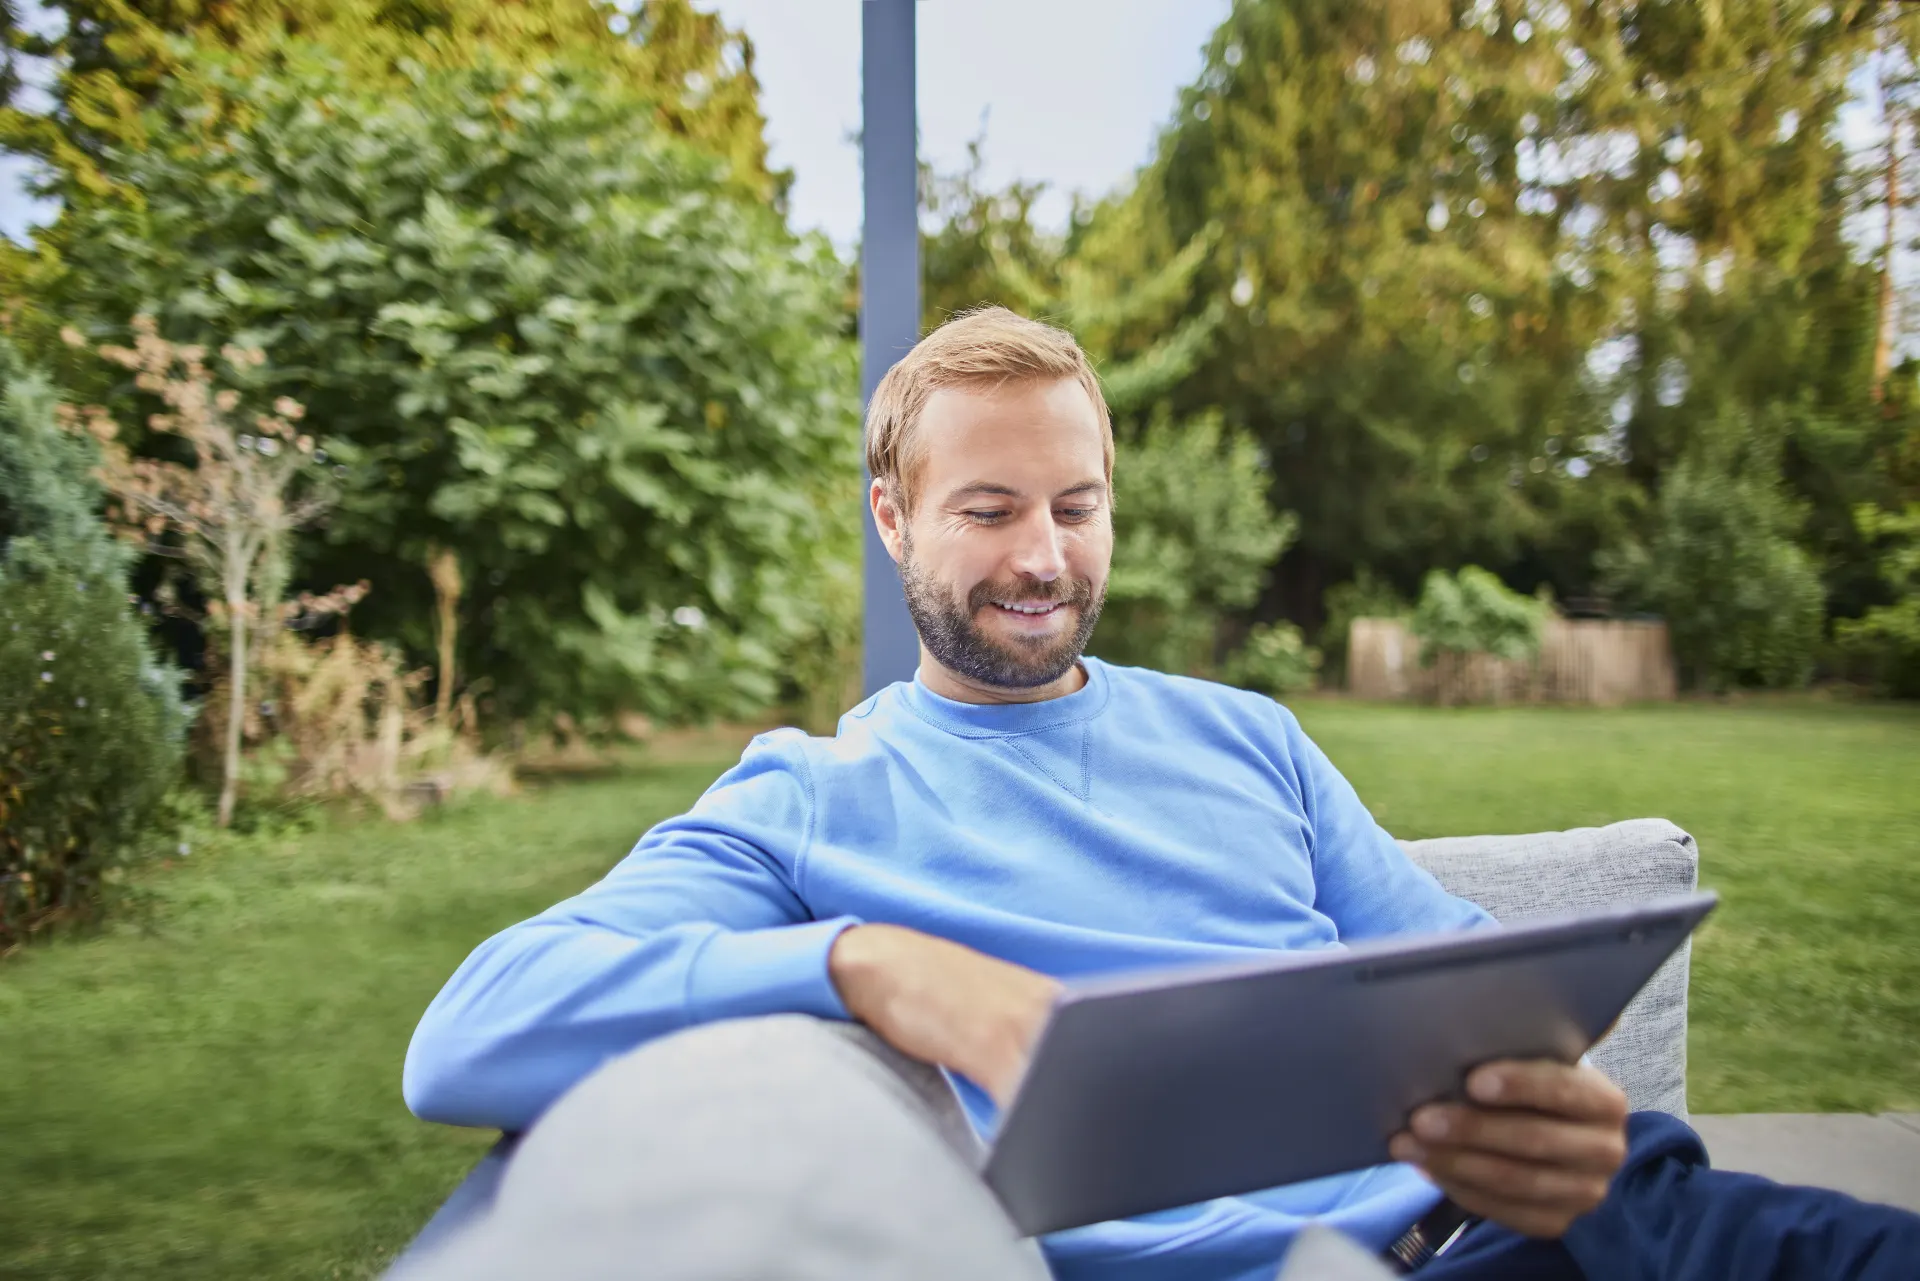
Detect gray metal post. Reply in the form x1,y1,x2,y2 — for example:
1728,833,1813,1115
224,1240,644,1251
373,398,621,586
861,0,922,696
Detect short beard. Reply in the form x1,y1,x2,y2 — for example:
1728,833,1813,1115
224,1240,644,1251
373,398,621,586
898,535,1105,690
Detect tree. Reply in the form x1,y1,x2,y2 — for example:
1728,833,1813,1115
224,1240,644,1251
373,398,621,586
64,316,333,826
47,44,858,725
1601,421,1826,691
0,0,783,202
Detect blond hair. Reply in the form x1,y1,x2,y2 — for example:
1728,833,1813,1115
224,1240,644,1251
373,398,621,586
864,306,1112,515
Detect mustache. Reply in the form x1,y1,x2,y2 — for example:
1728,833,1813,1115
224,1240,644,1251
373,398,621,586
966,577,1094,612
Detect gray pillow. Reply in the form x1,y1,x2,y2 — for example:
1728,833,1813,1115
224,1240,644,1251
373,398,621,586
1401,818,1699,1120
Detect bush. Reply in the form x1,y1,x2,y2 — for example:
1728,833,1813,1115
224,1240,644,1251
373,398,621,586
0,564,187,945
1835,504,1920,697
1601,449,1824,691
1091,410,1295,674
51,42,860,726
1220,621,1321,697
1409,566,1550,666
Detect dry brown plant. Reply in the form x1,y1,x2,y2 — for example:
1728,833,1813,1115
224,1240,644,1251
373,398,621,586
60,316,334,827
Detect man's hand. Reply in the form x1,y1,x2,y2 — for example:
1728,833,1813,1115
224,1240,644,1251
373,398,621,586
1388,1060,1629,1239
829,923,1062,1107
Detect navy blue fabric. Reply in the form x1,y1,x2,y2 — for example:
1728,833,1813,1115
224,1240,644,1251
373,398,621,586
1413,1112,1920,1280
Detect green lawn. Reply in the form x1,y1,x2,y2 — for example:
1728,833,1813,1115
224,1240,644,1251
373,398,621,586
2,699,1916,1279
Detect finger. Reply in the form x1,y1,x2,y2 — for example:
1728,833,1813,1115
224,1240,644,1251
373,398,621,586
1407,1104,1627,1174
1392,1138,1613,1214
1467,1061,1629,1124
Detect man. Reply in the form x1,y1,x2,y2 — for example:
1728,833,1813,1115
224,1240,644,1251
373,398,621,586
404,309,1916,1280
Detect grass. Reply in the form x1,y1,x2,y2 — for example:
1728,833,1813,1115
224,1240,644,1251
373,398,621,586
1,700,1916,1278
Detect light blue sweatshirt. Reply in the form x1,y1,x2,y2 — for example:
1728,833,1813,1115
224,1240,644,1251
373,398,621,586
405,658,1493,1281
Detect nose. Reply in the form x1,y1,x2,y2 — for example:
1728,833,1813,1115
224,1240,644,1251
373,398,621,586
1006,506,1066,583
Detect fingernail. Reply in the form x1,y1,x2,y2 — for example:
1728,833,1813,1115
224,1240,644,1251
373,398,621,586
1471,1072,1504,1102
1413,1109,1450,1140
1390,1135,1424,1163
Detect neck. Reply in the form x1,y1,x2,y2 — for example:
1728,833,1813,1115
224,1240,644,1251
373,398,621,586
915,646,1088,705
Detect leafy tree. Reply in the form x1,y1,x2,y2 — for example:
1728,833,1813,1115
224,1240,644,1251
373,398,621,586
0,0,782,202
1091,410,1294,676
46,44,859,725
1601,427,1826,691
1835,503,1920,696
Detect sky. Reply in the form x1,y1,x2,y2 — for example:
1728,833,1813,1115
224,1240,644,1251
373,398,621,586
706,0,1231,248
0,0,1232,246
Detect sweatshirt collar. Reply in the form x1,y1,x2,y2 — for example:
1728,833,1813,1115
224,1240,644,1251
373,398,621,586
901,656,1112,737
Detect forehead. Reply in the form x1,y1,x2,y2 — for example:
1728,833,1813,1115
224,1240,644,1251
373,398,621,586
915,377,1105,490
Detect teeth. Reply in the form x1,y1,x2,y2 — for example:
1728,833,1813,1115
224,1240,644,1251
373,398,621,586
995,601,1058,615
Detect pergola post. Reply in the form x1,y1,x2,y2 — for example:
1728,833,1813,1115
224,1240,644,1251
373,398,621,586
860,0,922,697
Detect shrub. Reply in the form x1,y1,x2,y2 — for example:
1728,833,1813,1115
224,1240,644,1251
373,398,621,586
1600,450,1824,691
1220,621,1321,698
0,564,187,945
51,43,859,726
1835,504,1920,697
1409,566,1550,666
1092,411,1295,675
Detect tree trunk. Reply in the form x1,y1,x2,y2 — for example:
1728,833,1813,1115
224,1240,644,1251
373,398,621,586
218,590,248,829
1874,89,1901,403
429,547,462,726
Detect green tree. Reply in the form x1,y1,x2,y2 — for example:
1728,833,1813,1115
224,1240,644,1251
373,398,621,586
47,44,859,724
1409,564,1548,666
1601,425,1826,691
0,0,782,202
1091,410,1294,676
1835,503,1920,696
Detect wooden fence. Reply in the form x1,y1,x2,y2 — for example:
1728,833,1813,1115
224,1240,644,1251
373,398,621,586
1347,617,1677,706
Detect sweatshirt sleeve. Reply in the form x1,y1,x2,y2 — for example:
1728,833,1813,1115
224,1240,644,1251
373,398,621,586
1273,706,1493,942
402,731,860,1132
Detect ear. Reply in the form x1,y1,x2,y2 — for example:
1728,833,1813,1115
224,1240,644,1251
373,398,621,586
870,477,906,565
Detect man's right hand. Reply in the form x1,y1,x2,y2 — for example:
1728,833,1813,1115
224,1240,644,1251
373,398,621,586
828,923,1062,1107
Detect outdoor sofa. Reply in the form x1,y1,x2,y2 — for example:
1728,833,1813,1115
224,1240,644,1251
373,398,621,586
386,817,1700,1278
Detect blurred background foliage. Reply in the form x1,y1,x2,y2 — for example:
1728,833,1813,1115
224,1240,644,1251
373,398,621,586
0,0,1918,897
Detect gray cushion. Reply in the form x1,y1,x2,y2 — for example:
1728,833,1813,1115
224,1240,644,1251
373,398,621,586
1401,818,1699,1120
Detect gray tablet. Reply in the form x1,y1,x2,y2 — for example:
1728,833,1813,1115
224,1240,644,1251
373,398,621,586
982,892,1717,1236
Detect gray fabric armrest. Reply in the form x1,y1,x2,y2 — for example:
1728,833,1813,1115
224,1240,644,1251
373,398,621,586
1400,819,1699,1120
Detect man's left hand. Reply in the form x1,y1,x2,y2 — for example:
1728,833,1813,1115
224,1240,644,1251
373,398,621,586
1387,1059,1629,1239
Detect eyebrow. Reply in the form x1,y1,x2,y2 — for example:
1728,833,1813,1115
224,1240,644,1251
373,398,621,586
943,479,1109,505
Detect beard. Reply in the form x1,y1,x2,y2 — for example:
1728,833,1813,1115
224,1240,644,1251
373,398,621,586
898,537,1106,690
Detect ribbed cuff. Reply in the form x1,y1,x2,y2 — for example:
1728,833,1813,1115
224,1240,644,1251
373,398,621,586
685,916,864,1025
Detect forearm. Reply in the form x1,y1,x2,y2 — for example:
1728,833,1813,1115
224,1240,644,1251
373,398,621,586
828,923,1061,1106
406,914,856,1131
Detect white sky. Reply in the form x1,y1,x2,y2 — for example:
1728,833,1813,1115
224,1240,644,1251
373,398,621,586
707,0,1230,247
0,0,1231,246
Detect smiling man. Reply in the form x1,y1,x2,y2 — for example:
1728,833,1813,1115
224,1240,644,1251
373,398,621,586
403,309,1917,1281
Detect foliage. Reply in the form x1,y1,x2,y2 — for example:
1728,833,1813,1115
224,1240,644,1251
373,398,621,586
1318,568,1409,682
1093,0,1901,632
1835,503,1920,696
1409,565,1550,666
0,562,186,947
46,45,860,726
1602,441,1826,691
0,0,783,204
1219,620,1321,698
1090,410,1294,675
0,337,126,578
64,317,334,826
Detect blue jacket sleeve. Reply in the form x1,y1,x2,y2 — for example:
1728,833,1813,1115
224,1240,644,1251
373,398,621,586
1273,706,1493,941
402,731,861,1132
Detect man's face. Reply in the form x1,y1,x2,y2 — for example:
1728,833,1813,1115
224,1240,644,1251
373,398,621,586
873,377,1113,692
